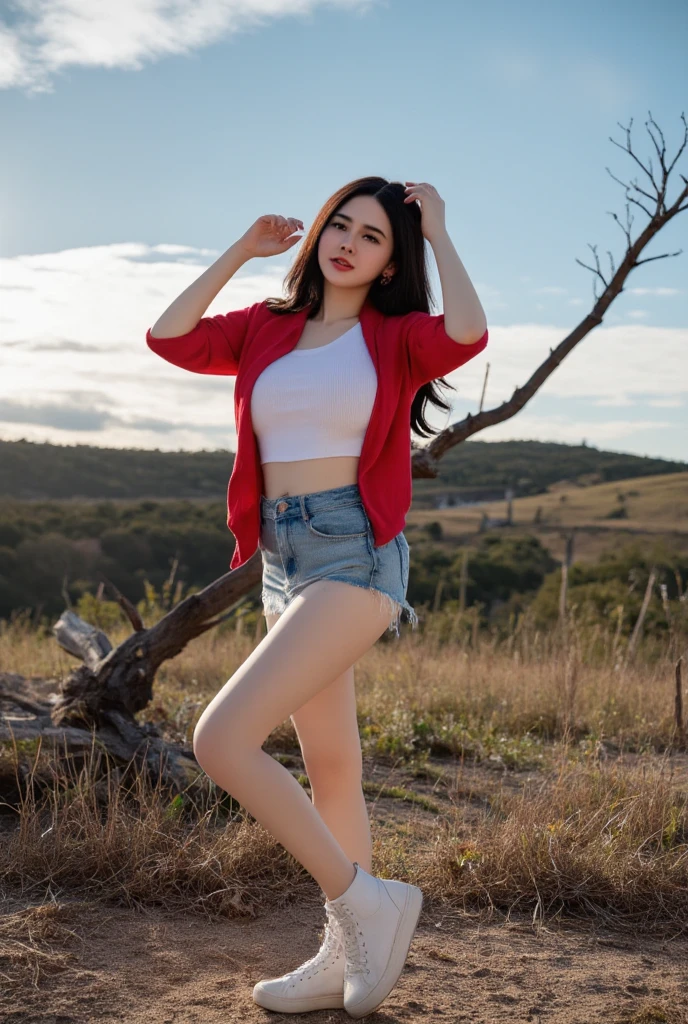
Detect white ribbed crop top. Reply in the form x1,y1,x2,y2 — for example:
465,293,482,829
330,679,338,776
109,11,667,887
250,322,378,463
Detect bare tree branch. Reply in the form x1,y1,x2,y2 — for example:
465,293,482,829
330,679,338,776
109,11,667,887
97,572,145,631
413,111,687,479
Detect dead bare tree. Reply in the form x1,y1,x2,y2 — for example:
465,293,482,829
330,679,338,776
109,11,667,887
2,112,686,793
415,111,687,472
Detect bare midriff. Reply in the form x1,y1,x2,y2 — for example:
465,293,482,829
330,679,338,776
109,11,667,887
261,455,360,500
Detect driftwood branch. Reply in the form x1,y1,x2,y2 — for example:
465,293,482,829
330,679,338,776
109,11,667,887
51,560,262,727
0,686,52,721
98,573,145,631
53,613,113,669
0,558,262,793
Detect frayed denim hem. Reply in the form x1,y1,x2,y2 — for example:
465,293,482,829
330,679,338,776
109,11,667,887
261,578,418,639
260,589,287,619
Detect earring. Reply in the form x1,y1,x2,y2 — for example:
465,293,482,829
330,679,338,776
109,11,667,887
380,273,393,286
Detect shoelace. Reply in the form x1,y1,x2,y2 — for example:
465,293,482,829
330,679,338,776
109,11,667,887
330,903,370,976
287,916,342,984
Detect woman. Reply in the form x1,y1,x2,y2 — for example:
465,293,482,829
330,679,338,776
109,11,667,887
146,176,488,1017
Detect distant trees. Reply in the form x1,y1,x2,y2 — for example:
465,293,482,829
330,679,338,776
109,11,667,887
0,499,238,621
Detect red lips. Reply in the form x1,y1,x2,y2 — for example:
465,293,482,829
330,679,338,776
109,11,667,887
331,257,353,269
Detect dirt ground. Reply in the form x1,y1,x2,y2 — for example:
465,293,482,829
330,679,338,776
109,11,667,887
2,756,688,1023
2,890,688,1024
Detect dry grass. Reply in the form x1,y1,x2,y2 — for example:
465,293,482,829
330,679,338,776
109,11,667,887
1,603,687,937
427,755,688,931
0,901,85,989
0,732,686,935
139,607,686,762
453,470,688,534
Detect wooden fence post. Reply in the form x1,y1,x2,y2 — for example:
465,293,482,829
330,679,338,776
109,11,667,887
675,656,684,749
627,567,657,658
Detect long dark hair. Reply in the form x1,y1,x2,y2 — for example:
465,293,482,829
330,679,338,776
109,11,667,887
266,175,455,439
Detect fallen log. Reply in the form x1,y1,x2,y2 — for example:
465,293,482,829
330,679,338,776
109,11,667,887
0,551,262,793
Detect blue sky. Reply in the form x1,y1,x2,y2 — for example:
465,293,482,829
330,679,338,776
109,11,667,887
1,0,687,462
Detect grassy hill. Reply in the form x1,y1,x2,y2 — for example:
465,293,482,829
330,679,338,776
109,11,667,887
0,458,685,624
406,470,688,566
410,439,688,507
478,470,688,533
1,436,685,502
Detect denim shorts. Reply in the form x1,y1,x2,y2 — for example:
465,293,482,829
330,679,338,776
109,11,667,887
258,482,418,638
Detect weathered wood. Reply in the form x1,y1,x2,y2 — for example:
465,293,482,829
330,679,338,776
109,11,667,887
0,713,197,791
50,551,262,731
0,685,51,720
0,553,262,792
53,610,113,669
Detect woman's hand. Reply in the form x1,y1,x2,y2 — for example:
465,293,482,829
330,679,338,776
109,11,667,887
403,182,446,244
238,215,304,259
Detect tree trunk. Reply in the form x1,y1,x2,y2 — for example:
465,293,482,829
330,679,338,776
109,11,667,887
1,553,263,792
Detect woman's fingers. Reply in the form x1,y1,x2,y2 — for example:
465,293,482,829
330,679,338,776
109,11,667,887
257,214,304,242
403,182,441,204
247,214,303,256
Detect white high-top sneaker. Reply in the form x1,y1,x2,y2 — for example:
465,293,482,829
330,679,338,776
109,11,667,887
325,861,423,1019
252,902,345,1012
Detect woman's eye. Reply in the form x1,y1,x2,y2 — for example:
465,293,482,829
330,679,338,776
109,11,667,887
330,222,378,243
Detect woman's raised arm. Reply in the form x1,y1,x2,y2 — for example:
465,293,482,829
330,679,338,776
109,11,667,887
149,215,303,339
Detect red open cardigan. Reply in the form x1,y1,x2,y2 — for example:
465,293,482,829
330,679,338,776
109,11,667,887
146,298,488,570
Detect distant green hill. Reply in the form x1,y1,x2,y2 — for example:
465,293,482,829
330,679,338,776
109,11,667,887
410,439,688,508
0,437,685,623
0,437,684,503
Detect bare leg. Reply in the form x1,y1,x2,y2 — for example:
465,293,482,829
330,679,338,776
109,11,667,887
193,579,390,901
264,612,373,874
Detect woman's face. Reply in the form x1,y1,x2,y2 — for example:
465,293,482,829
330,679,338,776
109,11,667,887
317,194,395,290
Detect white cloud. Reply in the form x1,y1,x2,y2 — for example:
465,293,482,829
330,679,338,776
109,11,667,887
0,0,375,93
592,395,635,408
648,397,685,409
0,244,686,454
453,320,688,405
0,242,288,450
627,286,683,297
